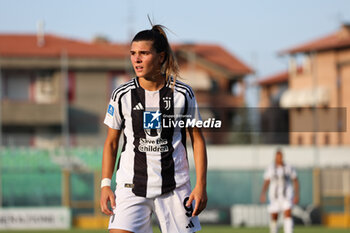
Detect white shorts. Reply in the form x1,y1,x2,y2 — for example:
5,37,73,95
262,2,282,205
108,181,201,233
268,197,293,213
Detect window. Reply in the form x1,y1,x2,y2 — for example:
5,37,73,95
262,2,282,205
232,81,242,96
211,79,219,94
324,134,330,145
35,71,55,103
3,72,33,101
297,135,303,145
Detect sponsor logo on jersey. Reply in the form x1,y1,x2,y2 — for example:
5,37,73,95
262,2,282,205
107,104,114,117
138,137,169,153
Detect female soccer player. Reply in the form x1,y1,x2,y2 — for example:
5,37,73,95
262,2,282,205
260,149,299,233
100,23,207,233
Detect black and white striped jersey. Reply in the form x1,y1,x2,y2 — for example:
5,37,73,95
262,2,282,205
263,164,297,200
104,77,201,198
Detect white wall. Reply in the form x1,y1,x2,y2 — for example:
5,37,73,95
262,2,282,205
187,145,350,170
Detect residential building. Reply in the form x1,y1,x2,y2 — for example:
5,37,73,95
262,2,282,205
174,44,253,144
280,24,350,145
0,33,252,147
0,33,130,147
258,70,291,144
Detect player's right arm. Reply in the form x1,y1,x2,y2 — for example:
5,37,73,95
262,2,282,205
100,127,121,215
260,179,270,203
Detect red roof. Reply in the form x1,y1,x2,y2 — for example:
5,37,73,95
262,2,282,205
174,44,253,75
281,25,350,54
0,33,253,75
258,67,303,86
258,71,288,86
0,34,129,58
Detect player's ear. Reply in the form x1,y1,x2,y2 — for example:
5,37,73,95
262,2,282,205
159,52,165,65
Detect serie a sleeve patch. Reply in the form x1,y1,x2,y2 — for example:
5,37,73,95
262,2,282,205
107,104,115,117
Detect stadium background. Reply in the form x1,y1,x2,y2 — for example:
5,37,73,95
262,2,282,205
1,0,350,232
1,147,350,231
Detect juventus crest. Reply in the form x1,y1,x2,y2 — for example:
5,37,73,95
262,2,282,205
163,96,171,110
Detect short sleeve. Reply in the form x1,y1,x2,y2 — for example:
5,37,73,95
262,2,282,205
263,166,272,180
290,166,297,179
186,91,202,123
103,97,123,130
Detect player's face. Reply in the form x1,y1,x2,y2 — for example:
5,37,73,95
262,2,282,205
130,40,164,80
275,152,283,166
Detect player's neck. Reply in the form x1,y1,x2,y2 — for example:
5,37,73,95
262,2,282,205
138,75,166,91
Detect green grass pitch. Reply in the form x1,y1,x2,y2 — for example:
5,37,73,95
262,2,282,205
0,226,349,233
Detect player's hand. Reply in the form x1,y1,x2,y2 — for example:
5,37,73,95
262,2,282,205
100,186,116,216
260,193,266,203
186,185,207,217
293,194,299,205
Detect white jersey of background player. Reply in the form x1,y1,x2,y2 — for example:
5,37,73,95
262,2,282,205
260,149,299,233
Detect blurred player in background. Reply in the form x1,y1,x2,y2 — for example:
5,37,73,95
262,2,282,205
100,20,207,233
260,149,299,233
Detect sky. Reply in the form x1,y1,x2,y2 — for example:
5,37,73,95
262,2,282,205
1,0,350,76
0,0,350,106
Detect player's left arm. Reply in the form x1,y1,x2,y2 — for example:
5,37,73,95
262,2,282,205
187,126,208,217
293,177,300,204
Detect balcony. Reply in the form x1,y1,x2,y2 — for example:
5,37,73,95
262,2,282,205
1,101,63,125
196,92,244,108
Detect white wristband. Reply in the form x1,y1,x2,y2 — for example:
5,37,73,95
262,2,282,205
101,178,111,188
